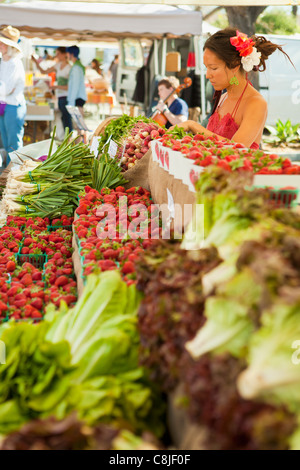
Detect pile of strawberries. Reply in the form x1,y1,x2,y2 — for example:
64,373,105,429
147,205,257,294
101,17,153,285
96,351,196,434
158,132,300,175
7,262,46,320
74,185,160,285
20,228,73,259
0,215,77,322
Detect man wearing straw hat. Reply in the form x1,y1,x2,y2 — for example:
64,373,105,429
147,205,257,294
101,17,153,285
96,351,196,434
0,25,26,165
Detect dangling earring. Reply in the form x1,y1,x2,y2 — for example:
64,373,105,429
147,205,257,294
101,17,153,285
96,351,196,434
229,75,239,86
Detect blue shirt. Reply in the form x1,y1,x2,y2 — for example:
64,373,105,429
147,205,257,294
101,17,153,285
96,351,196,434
67,62,87,107
165,97,189,129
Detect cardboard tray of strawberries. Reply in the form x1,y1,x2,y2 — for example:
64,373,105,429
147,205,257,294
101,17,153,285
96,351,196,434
150,136,300,209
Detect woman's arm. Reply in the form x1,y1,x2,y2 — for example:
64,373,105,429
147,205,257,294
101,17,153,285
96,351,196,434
51,84,68,91
31,56,56,75
169,120,228,141
170,96,267,147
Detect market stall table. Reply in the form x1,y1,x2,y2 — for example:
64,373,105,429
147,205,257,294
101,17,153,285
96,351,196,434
25,105,55,142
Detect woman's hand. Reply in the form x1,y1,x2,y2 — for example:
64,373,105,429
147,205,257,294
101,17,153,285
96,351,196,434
169,120,206,134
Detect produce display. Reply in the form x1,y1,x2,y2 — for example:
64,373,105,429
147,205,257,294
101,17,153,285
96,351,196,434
134,167,300,450
0,113,299,450
159,128,300,174
0,271,165,437
74,185,161,285
0,131,126,224
97,115,165,170
0,214,77,321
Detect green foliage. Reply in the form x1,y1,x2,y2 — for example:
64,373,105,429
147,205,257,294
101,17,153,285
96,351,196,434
265,119,300,145
212,13,229,30
0,273,165,437
256,8,299,35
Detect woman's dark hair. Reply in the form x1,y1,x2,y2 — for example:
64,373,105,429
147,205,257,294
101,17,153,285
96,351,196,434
205,27,294,113
204,27,293,72
91,58,102,74
56,46,67,54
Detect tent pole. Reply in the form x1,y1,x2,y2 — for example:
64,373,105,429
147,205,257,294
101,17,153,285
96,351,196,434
154,39,159,76
197,34,206,123
161,36,167,76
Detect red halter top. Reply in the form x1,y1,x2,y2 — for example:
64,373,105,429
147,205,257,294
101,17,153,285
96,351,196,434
207,81,259,150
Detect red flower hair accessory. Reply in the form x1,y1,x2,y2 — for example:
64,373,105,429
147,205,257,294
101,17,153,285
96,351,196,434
230,30,261,72
230,30,254,57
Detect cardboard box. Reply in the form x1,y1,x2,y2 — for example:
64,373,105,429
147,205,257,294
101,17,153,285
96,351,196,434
166,52,181,72
26,104,52,117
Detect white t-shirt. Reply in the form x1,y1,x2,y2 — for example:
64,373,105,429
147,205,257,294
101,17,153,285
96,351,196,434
0,56,26,106
55,62,71,98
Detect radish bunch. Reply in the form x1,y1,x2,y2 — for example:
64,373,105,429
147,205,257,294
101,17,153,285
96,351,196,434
118,122,165,171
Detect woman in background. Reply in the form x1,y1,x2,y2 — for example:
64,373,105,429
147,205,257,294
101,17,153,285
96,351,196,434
32,46,72,131
109,54,119,94
0,26,26,165
91,58,102,77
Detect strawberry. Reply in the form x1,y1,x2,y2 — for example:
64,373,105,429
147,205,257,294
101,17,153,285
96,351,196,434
6,260,16,272
76,204,88,215
31,310,43,319
64,294,77,306
32,272,42,281
7,285,19,296
31,298,43,310
23,237,34,246
102,249,118,259
121,261,135,275
62,268,73,275
21,273,33,286
55,276,69,287
14,299,27,308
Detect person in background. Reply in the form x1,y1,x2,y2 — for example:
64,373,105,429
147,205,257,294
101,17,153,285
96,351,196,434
109,54,119,93
0,25,26,164
43,49,52,60
155,76,189,129
172,28,293,149
66,45,87,118
91,58,102,77
32,46,72,132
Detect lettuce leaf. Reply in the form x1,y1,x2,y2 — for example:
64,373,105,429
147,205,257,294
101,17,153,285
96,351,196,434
237,301,300,413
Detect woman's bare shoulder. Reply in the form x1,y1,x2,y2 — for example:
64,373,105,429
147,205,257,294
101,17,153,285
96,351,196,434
246,87,267,108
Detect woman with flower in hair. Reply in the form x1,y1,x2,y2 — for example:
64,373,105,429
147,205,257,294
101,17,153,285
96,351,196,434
171,28,292,149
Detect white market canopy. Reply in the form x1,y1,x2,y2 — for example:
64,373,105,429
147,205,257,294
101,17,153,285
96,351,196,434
0,1,203,41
